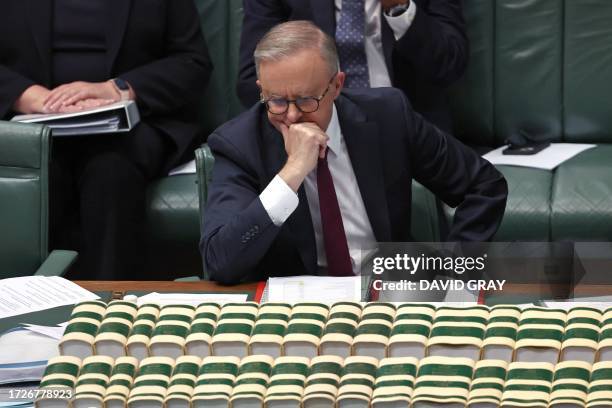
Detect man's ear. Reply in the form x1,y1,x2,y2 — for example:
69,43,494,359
333,72,346,99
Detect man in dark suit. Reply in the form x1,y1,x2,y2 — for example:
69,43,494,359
0,0,212,278
202,21,506,285
237,0,468,132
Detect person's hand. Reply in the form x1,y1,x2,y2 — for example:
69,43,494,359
43,81,120,113
13,85,51,114
381,0,409,12
54,98,117,113
278,122,329,192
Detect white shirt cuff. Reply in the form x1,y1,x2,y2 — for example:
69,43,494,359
260,175,299,226
384,0,417,41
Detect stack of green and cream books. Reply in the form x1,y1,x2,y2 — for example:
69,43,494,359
34,354,612,407
35,301,612,407
55,302,612,365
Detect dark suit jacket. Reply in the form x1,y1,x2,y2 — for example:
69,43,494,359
0,0,212,172
201,88,507,285
237,0,468,132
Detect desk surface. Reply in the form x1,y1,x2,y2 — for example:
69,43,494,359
73,281,611,302
75,280,259,292
74,280,262,301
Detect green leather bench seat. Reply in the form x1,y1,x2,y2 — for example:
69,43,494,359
494,166,552,241
443,0,612,241
552,145,612,241
145,174,201,277
147,175,200,245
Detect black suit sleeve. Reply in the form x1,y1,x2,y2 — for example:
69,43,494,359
236,0,289,108
393,0,468,86
120,0,212,117
200,132,282,284
399,91,507,241
0,66,36,119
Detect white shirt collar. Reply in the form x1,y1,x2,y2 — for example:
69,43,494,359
325,103,342,155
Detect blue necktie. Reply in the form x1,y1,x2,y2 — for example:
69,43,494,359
335,0,370,88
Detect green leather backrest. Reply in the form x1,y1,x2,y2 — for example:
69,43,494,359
449,0,612,146
0,122,50,277
195,0,245,133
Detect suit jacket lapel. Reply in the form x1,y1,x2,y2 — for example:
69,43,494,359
25,0,52,86
336,95,392,242
106,0,132,76
261,118,318,275
309,0,336,37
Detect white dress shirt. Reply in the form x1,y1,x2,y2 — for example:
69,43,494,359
334,0,417,87
259,104,378,274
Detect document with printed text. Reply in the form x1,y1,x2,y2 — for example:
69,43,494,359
0,276,99,319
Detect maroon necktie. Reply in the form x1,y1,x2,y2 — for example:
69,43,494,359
317,152,353,276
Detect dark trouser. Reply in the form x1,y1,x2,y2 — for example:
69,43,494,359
50,122,171,280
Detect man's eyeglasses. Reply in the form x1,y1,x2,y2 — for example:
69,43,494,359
260,73,337,115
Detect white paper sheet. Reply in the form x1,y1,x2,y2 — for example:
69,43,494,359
483,143,596,170
168,159,196,176
134,292,248,307
267,276,362,303
21,322,68,340
0,329,60,384
541,299,612,311
0,276,99,319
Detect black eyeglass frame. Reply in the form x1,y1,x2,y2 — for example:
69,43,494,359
260,73,338,115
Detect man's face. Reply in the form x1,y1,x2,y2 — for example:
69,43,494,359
257,49,344,133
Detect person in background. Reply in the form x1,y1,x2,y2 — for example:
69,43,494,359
202,22,506,285
237,0,468,132
0,0,212,279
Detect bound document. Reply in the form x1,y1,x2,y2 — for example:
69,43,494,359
11,100,140,136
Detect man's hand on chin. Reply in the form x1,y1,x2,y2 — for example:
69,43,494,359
278,122,329,192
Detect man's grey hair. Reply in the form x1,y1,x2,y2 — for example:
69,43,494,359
254,20,339,77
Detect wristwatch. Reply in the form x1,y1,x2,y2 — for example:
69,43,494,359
386,2,409,17
112,78,131,101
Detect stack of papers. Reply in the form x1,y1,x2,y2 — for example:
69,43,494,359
0,276,99,320
0,276,94,386
0,328,62,385
265,276,362,303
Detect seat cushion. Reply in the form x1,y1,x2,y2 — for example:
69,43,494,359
494,165,553,240
145,174,202,278
146,174,200,243
551,145,612,240
442,165,552,241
